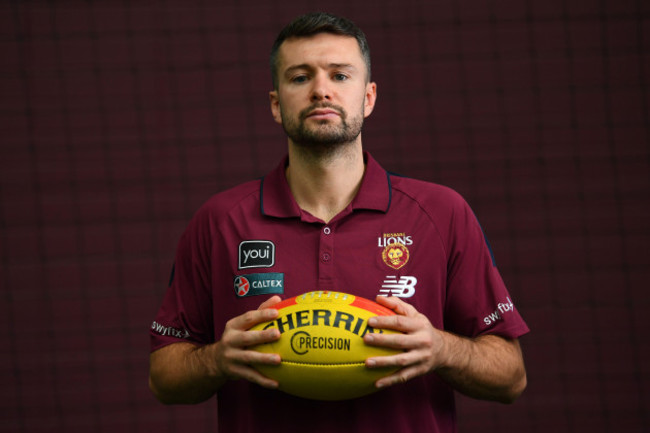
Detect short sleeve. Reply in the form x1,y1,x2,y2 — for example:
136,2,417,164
442,197,529,339
150,208,215,351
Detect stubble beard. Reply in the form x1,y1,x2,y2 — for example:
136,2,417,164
281,102,364,159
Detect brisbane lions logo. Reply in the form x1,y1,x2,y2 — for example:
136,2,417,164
382,243,409,270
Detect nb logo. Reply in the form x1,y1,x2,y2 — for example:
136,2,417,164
379,276,417,298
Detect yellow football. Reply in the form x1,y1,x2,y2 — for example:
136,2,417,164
248,290,403,400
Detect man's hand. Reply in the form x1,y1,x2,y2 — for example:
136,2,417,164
213,295,283,389
363,296,444,388
363,296,527,403
149,296,284,404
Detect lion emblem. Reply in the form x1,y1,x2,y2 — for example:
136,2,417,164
381,243,410,270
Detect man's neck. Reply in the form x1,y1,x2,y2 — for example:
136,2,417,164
285,141,365,224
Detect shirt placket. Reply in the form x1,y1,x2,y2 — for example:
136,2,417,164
318,225,335,290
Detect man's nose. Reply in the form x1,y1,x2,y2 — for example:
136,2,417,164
310,72,332,102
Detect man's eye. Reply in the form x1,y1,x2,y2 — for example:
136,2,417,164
333,73,348,81
292,75,308,83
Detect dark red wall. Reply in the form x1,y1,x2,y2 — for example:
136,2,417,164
1,1,648,432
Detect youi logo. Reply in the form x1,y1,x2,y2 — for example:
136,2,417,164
238,240,275,269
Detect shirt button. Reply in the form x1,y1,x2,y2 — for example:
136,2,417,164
323,227,331,235
321,253,331,262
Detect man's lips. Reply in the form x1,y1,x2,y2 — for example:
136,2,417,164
305,108,341,120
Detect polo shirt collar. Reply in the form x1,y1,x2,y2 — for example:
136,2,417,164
260,151,391,218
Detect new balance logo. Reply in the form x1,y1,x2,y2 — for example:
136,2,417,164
379,276,417,298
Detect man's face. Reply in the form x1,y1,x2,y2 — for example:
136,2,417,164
269,33,377,150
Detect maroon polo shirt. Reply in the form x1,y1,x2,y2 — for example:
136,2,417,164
151,152,529,433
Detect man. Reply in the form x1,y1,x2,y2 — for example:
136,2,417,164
149,12,528,433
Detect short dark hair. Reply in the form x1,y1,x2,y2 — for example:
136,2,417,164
270,12,371,89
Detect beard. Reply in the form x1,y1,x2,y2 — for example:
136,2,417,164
281,102,364,153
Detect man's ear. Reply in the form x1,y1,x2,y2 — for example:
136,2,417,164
364,82,377,118
269,90,283,124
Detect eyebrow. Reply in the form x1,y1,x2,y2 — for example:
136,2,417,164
283,63,358,77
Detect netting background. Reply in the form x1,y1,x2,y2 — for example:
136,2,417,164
1,1,648,432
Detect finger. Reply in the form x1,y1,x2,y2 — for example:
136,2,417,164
375,295,418,317
239,327,281,347
229,307,279,332
367,313,418,333
258,295,282,310
230,343,282,389
253,374,279,389
255,375,279,389
375,365,423,389
234,345,282,365
366,351,410,369
219,340,281,370
222,321,281,354
364,329,411,349
228,362,280,389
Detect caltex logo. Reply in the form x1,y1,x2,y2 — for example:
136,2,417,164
234,276,251,297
